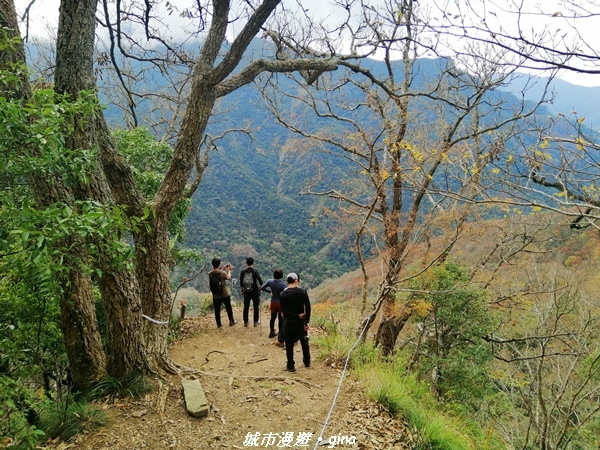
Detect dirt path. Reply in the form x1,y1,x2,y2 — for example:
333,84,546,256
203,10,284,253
67,305,413,450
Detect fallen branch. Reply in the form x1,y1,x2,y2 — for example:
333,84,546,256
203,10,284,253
203,350,227,366
246,358,269,365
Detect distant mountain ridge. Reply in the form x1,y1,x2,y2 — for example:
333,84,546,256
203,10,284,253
501,73,600,129
25,38,599,288
99,39,599,288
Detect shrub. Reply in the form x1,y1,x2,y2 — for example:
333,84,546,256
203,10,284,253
408,261,497,407
38,398,107,442
0,376,46,449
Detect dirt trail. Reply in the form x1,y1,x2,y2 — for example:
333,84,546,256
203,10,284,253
67,305,413,450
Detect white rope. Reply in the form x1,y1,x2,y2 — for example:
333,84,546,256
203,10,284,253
141,313,169,325
312,315,372,449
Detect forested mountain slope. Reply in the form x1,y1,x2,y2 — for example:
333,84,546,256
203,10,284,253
170,40,585,289
28,38,599,289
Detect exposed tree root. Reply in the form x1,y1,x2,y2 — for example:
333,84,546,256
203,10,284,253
174,364,321,389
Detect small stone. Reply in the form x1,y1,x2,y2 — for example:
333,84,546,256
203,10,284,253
181,379,209,418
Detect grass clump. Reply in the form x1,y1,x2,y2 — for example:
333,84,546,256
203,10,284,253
311,308,379,368
313,331,379,369
358,361,504,450
33,373,155,445
38,399,107,443
89,373,155,400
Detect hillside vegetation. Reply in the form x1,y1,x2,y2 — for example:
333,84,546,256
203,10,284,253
164,213,600,449
5,0,600,445
310,214,600,449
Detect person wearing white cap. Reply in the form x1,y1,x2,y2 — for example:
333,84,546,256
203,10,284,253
280,272,311,372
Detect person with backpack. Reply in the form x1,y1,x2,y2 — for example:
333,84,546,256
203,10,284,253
209,257,237,328
239,257,263,327
259,268,287,343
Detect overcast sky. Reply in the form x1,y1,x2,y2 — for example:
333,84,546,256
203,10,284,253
17,0,600,87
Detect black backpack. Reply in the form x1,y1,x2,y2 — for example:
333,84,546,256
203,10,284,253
209,270,224,294
242,268,255,292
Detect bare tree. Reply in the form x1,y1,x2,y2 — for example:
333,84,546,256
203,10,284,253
261,0,552,354
485,268,600,449
424,1,600,228
424,0,600,77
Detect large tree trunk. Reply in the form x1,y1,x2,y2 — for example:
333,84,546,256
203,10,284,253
372,265,412,356
98,268,148,377
0,1,28,98
53,0,109,390
373,255,414,355
55,0,147,381
133,47,221,373
59,260,107,390
135,223,176,373
1,0,107,391
375,304,411,356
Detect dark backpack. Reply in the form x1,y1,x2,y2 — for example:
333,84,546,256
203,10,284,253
242,268,255,292
209,270,224,294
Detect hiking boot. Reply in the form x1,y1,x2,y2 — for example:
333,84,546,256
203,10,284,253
229,320,237,326
286,365,296,373
254,321,260,327
304,360,311,368
275,341,285,348
244,322,249,327
268,330,277,338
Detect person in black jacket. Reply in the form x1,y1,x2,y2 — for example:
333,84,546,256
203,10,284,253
239,257,263,327
280,272,311,372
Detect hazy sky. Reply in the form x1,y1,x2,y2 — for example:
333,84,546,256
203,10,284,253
17,0,600,87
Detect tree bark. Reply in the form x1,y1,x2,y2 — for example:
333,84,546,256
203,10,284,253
58,260,107,390
375,308,411,357
54,0,147,381
2,0,108,391
134,222,176,373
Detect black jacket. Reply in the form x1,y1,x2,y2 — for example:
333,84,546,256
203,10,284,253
281,286,311,323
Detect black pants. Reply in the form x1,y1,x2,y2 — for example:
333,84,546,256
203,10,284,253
213,295,234,327
243,291,260,324
284,320,310,369
269,300,284,341
270,311,283,337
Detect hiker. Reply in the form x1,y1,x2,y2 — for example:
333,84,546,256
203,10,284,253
208,257,237,328
259,268,287,345
280,272,311,372
239,257,263,327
